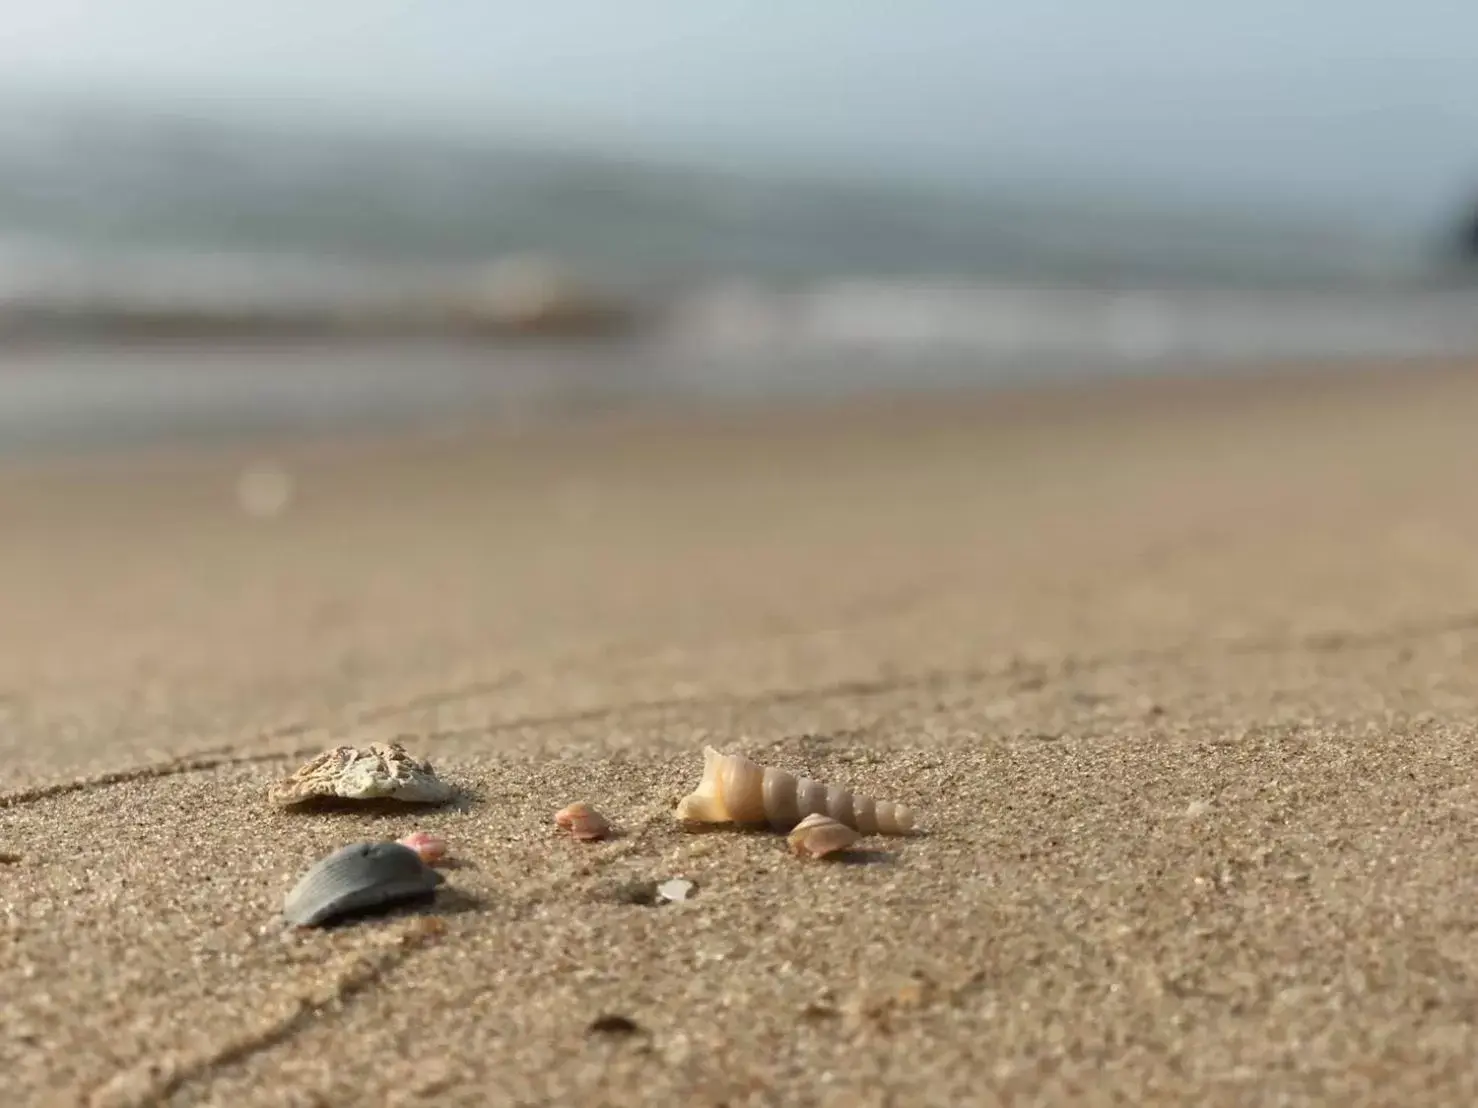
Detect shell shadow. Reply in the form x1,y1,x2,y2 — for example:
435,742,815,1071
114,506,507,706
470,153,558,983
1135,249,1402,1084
292,885,486,930
680,821,928,846
674,820,743,836
590,878,700,908
275,788,479,818
828,848,896,867
552,825,630,845
426,886,486,916
434,856,478,872
592,878,663,907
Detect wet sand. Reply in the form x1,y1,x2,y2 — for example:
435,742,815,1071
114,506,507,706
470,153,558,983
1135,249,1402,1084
5,358,1478,1106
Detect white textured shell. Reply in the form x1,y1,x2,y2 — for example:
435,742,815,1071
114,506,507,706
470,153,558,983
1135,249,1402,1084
675,746,915,834
282,841,445,927
788,812,862,858
268,743,453,807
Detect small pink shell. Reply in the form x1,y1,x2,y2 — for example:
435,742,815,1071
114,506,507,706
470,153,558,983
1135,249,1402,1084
554,802,612,842
397,831,449,865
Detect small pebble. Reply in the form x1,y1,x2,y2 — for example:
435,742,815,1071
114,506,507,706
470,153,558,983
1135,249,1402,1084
236,462,295,518
587,1014,643,1037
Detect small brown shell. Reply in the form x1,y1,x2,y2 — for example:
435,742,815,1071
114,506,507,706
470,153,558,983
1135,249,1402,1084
554,801,611,842
282,841,444,927
788,812,862,858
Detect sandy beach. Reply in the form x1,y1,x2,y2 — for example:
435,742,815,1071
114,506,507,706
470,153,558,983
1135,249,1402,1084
6,357,1478,1106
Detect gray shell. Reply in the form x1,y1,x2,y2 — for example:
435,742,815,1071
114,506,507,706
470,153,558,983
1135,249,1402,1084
282,841,445,927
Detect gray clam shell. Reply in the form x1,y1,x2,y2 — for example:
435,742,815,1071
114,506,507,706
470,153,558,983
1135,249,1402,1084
283,841,445,927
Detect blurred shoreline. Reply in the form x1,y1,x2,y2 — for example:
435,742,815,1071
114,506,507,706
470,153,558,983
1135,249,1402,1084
2,329,1475,461
5,101,1478,455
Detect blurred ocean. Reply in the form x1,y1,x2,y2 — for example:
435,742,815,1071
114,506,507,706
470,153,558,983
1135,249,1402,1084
2,101,1477,449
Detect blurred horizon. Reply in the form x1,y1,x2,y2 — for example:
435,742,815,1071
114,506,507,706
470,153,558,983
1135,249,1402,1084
3,2,1478,230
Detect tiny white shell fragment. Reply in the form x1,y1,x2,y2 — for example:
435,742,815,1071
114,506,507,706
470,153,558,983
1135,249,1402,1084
656,878,696,903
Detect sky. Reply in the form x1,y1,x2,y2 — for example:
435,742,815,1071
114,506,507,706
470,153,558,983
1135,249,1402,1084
3,1,1477,224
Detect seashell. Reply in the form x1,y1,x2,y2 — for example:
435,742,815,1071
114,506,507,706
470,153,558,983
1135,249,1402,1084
675,745,915,834
787,812,862,858
397,831,449,865
655,877,696,903
554,801,611,842
282,841,445,927
268,742,453,807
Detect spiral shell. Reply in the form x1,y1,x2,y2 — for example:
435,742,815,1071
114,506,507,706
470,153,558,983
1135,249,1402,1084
282,841,444,927
675,746,915,834
788,813,861,858
555,801,612,842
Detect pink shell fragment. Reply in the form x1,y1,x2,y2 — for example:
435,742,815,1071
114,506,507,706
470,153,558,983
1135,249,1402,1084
397,831,449,866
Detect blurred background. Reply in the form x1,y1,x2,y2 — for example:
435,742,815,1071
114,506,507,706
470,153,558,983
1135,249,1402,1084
2,0,1478,451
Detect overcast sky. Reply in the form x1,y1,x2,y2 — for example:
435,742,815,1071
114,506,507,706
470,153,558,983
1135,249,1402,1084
3,1,1477,221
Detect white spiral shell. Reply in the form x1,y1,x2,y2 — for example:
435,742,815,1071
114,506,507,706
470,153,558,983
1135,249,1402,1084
675,746,915,834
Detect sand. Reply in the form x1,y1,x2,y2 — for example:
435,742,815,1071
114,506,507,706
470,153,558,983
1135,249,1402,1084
5,359,1478,1106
